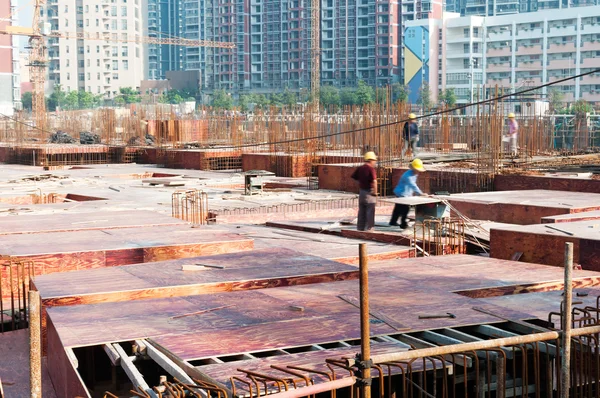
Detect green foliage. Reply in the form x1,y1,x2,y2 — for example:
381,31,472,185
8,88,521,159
47,84,67,111
391,83,409,103
340,88,357,106
569,99,594,115
269,92,283,106
320,86,341,109
375,87,388,105
282,88,297,107
439,88,457,108
548,89,565,113
116,87,141,105
21,92,32,110
255,94,269,108
355,80,374,106
417,82,432,111
59,89,104,110
210,89,233,109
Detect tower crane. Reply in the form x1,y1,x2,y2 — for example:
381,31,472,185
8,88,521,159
1,0,235,132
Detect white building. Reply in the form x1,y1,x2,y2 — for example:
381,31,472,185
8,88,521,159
412,6,600,106
42,0,146,100
0,0,20,115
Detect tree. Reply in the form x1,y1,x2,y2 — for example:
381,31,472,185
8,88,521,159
282,88,297,107
211,89,233,109
238,93,253,112
47,84,67,111
21,92,32,111
417,82,432,111
64,91,79,110
255,94,269,108
375,87,388,105
439,88,457,108
117,87,141,104
391,83,409,103
340,88,358,106
78,90,96,109
548,88,564,113
569,99,594,115
320,86,340,109
269,92,283,106
355,80,374,106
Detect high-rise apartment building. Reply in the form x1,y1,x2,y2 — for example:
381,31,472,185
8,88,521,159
0,0,20,115
42,0,146,99
153,0,410,93
406,6,600,105
147,0,183,80
446,0,599,16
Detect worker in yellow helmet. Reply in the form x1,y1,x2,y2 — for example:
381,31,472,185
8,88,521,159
351,151,378,231
504,112,518,157
389,158,427,230
402,113,419,158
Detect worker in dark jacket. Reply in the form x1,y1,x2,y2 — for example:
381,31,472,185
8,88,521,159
402,113,419,158
389,158,426,230
351,151,378,231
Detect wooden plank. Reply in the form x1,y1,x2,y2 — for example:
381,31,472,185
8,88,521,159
337,294,409,331
112,343,158,398
103,344,120,366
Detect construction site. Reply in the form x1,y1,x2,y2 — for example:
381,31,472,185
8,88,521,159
0,93,598,398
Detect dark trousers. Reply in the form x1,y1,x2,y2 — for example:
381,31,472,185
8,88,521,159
390,203,410,228
358,189,376,231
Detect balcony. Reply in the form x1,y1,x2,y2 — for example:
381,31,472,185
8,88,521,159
547,42,577,53
487,62,511,72
581,91,600,102
486,78,511,86
580,41,600,51
547,58,576,69
515,45,542,55
580,74,600,84
487,47,512,57
516,60,542,69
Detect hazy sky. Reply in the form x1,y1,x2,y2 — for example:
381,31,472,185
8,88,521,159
18,4,33,49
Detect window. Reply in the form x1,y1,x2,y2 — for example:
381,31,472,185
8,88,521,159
97,59,100,67
64,5,68,12
111,20,117,30
95,5,99,12
86,45,90,54
121,19,127,30
78,60,84,67
78,46,84,54
464,43,470,53
112,46,118,56
87,73,91,80
112,60,118,70
86,19,89,27
123,60,129,70
96,19,99,27
65,19,69,27
121,6,127,16
135,47,139,58
78,73,84,81
87,59,90,67
97,73,100,79
66,59,70,67
67,72,70,80
122,46,128,57
96,45,100,53
111,6,117,16
113,73,119,80
66,45,69,54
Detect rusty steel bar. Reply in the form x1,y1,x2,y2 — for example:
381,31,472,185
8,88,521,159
261,377,356,398
561,242,574,398
358,243,371,398
29,290,41,398
350,325,600,366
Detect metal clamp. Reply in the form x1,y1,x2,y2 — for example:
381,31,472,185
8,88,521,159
356,378,372,387
354,355,373,370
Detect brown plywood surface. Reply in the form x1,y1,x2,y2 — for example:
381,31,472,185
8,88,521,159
0,210,187,235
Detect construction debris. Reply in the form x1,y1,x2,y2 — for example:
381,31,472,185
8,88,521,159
48,131,76,144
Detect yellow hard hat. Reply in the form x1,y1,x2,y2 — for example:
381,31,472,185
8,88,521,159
508,112,515,118
408,113,417,120
410,158,425,172
364,151,378,161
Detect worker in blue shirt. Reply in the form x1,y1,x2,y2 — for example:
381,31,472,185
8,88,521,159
389,158,426,229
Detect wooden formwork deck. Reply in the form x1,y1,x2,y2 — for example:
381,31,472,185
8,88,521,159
39,253,600,396
490,219,600,270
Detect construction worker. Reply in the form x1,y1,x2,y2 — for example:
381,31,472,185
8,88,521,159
351,151,378,232
402,113,419,158
389,158,426,230
504,112,519,157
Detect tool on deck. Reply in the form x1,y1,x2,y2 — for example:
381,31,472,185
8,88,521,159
419,313,456,319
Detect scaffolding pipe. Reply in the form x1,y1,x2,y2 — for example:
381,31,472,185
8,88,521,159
29,290,41,398
262,377,356,398
359,243,371,398
561,242,574,398
347,324,600,366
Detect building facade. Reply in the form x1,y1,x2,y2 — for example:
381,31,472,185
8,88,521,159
151,0,415,94
42,0,146,99
147,0,183,80
446,0,599,17
0,0,20,115
422,6,600,105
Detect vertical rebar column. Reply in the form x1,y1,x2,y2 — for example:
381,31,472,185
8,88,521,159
561,242,574,398
359,243,371,398
29,289,41,398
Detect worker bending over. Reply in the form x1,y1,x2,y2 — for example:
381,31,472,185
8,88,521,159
504,112,518,157
351,152,378,231
389,158,426,230
402,113,419,158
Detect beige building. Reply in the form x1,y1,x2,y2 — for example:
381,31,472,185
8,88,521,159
42,0,146,99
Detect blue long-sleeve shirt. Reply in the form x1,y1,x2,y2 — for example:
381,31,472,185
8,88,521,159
393,169,423,197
